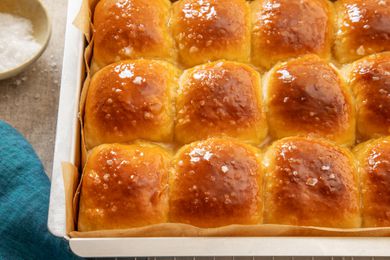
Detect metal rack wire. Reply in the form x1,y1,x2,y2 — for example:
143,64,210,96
95,257,389,260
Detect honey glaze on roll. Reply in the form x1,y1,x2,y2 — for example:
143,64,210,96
263,137,361,228
171,0,251,67
266,55,355,146
251,0,333,69
78,143,171,231
350,52,390,139
354,137,390,227
335,0,390,63
175,60,267,144
169,138,263,227
84,59,180,149
92,0,175,71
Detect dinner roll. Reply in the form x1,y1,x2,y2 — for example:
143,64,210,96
251,0,334,70
334,0,390,64
171,0,251,68
263,137,361,228
78,143,171,231
348,52,390,139
354,137,390,227
265,55,355,146
175,60,267,145
84,59,180,149
92,0,175,72
169,138,263,227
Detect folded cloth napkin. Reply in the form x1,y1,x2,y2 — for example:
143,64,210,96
0,121,80,259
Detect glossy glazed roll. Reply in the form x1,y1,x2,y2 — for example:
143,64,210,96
169,138,263,227
263,137,361,228
265,55,355,146
78,143,171,231
348,52,390,139
175,60,267,145
251,0,334,70
171,0,251,68
92,0,175,72
354,137,390,227
84,59,180,149
334,0,390,64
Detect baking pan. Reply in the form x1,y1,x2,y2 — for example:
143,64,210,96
48,0,390,257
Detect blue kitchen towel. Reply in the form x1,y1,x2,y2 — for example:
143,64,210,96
0,120,80,259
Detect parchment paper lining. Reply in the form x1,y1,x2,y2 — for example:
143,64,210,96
62,0,390,238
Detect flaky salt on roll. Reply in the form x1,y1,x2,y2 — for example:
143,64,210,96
92,0,175,72
334,0,390,64
265,55,355,146
251,0,334,70
348,52,390,139
175,60,267,145
354,137,390,227
84,59,180,149
171,0,251,68
263,136,361,228
78,143,171,231
169,138,263,228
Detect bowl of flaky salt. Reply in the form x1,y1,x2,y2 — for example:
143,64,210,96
0,0,51,80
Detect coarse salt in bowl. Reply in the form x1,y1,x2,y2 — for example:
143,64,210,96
0,0,51,80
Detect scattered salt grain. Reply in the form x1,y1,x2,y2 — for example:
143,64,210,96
356,45,365,56
0,13,41,72
221,165,229,173
306,177,318,187
132,76,143,85
103,174,110,182
106,159,113,166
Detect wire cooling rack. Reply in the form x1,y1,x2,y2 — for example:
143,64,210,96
93,257,389,260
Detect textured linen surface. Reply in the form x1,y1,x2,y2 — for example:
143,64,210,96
0,120,80,259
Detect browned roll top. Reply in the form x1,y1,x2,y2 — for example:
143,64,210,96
335,0,390,63
93,0,174,70
270,58,346,128
340,0,390,46
174,0,245,49
169,138,263,228
354,137,390,227
181,64,257,122
84,59,179,148
78,143,171,231
175,61,267,144
91,63,166,129
263,137,361,228
172,0,250,67
266,55,355,145
362,142,390,226
350,52,390,138
251,0,333,69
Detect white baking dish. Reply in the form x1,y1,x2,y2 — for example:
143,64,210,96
48,0,390,257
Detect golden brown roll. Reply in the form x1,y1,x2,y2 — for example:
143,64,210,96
84,59,180,149
251,0,334,70
263,137,361,228
354,137,390,227
334,0,390,64
265,55,355,146
171,0,251,68
169,138,263,227
92,0,175,72
348,52,390,139
175,60,267,145
78,142,171,231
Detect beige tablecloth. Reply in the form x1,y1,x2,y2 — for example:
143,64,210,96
0,0,67,177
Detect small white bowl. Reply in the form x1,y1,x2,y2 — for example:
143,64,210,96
0,0,51,80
